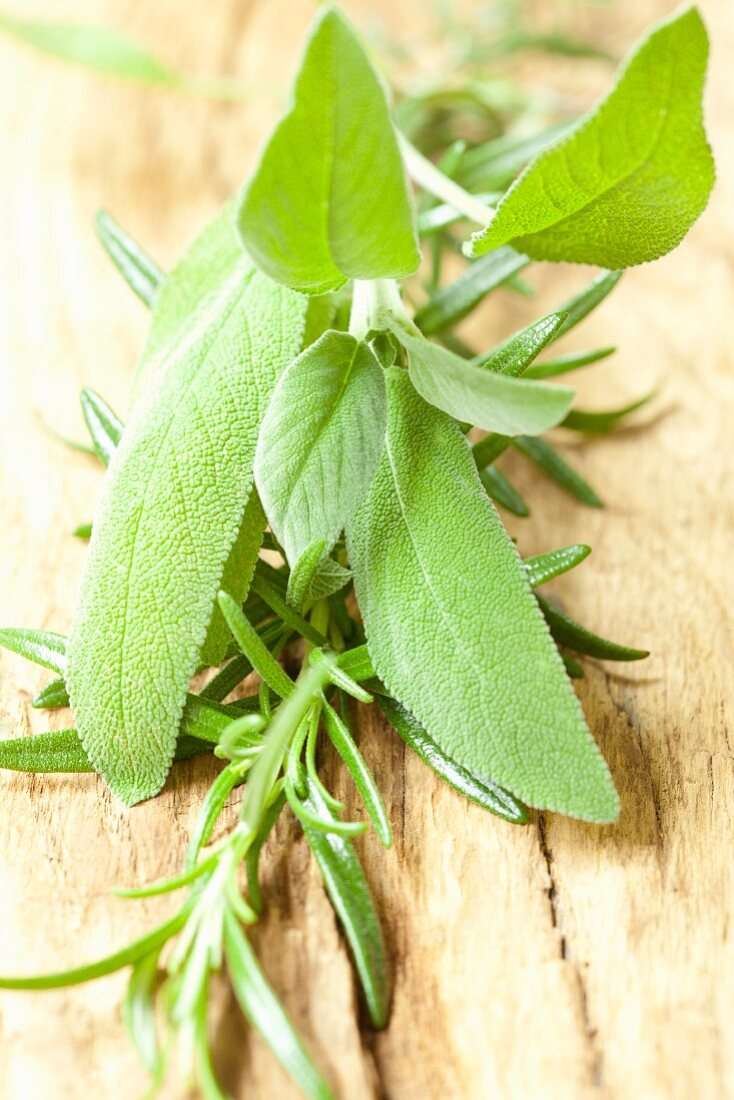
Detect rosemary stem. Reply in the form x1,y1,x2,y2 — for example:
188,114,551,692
398,133,495,227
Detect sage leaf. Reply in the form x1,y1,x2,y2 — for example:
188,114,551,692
237,6,419,293
536,596,649,662
376,696,527,825
95,211,163,308
301,776,390,1029
513,436,602,507
413,247,529,335
390,328,574,436
66,234,306,805
80,388,123,467
0,627,67,676
468,8,714,266
255,331,387,571
223,911,335,1100
346,369,619,821
306,558,352,602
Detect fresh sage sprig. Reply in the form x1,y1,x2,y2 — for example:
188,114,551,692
0,4,713,1097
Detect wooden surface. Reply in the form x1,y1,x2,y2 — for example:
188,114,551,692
1,1,732,1097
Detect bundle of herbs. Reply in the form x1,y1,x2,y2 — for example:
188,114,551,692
0,5,714,1098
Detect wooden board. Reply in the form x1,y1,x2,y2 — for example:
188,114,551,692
0,1,732,1097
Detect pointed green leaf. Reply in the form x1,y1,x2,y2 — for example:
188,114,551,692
479,466,529,517
524,347,615,380
321,701,391,847
514,435,602,507
32,678,70,709
255,331,387,571
536,596,649,662
224,912,335,1100
123,951,161,1076
413,247,529,335
524,545,591,587
237,6,419,293
561,391,655,434
346,369,619,821
0,627,67,676
473,311,568,376
306,558,352,601
376,696,528,824
95,211,163,308
66,217,307,805
80,388,123,467
468,8,714,266
0,14,183,87
390,327,574,436
301,777,390,1029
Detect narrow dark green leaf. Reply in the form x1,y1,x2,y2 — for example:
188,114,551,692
471,432,512,470
217,594,293,700
80,388,123,466
0,729,92,773
376,696,528,824
524,545,591,587
0,628,67,676
413,247,529,335
562,652,585,679
554,271,622,337
479,465,529,517
335,645,375,684
561,391,655,433
537,596,649,661
524,346,615,380
321,701,392,847
473,312,568,377
246,792,287,916
95,211,163,308
32,678,70,710
455,122,572,193
301,777,390,1029
250,573,326,648
514,436,602,508
0,907,191,989
223,912,335,1100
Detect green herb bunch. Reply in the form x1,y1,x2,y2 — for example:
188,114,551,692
0,5,714,1097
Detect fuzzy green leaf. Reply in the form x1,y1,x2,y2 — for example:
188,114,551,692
31,678,70,710
346,369,619,821
66,217,306,805
468,8,714,266
390,327,574,436
237,6,419,293
255,331,387,571
95,211,163,309
473,312,568,376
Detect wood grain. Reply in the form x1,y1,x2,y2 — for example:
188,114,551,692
0,1,732,1097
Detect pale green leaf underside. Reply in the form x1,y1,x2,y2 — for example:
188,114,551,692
389,325,574,436
67,236,306,805
346,369,619,821
468,6,714,267
255,330,386,570
237,6,419,293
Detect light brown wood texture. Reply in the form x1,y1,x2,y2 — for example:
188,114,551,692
0,1,732,1097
